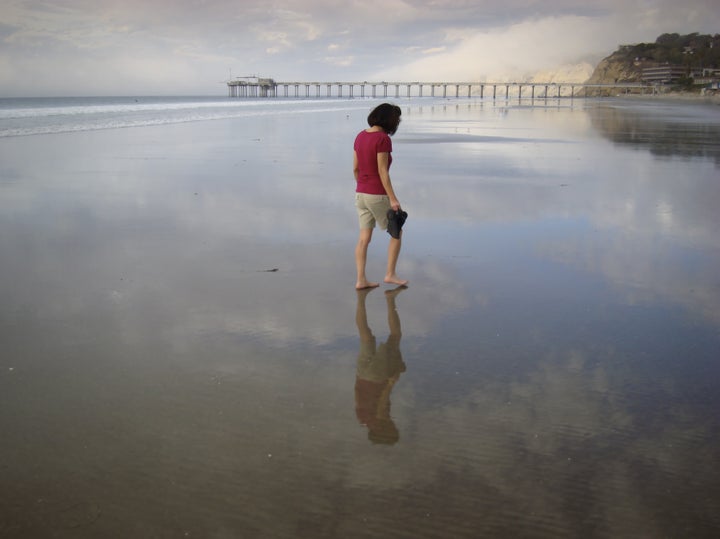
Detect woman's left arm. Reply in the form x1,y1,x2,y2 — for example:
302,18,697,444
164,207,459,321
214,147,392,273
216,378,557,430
377,152,400,211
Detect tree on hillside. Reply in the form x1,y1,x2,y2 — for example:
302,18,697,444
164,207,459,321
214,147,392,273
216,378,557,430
613,33,720,68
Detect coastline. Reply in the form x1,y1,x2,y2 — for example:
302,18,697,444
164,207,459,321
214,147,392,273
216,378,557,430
622,90,720,105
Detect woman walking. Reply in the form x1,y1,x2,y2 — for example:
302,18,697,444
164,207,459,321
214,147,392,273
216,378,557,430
353,103,408,289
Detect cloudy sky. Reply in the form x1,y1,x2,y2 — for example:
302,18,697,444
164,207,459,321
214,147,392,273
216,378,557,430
1,0,718,97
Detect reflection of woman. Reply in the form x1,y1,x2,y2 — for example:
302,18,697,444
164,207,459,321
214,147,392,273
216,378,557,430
353,103,408,290
355,287,406,444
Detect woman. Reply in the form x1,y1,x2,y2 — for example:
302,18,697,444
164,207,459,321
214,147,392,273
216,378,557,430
353,103,408,289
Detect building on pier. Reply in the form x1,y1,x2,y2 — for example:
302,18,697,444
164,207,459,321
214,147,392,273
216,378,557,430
227,77,277,97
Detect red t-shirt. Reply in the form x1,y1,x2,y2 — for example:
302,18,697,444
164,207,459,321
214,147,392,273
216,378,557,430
354,130,392,195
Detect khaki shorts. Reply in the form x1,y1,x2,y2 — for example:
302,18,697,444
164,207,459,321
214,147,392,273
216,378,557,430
355,193,390,230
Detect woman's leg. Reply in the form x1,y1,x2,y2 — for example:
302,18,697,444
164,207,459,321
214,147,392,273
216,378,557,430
355,228,379,289
355,287,374,340
384,232,408,286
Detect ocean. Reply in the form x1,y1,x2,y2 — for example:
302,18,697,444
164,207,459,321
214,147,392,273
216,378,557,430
0,95,371,137
1,94,719,538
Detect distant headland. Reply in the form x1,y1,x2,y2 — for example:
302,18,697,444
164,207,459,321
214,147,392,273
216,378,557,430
585,32,720,96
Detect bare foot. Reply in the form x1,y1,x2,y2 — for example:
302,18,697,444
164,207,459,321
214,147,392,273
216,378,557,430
356,281,380,290
384,275,408,286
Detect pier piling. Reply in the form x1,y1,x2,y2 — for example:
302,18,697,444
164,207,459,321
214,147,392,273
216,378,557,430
227,78,648,99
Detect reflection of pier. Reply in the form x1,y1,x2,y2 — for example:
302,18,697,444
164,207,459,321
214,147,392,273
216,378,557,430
227,78,649,99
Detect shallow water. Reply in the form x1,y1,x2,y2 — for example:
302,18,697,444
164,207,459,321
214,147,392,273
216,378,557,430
1,97,719,538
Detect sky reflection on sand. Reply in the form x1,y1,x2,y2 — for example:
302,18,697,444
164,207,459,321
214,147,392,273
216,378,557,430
1,98,719,537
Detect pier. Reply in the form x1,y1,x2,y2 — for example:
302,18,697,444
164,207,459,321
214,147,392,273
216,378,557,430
227,78,649,99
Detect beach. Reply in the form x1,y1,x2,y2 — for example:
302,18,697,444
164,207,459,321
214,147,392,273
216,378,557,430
1,96,719,538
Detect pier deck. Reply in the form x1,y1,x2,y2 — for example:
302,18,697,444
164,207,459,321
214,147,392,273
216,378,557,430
227,79,649,99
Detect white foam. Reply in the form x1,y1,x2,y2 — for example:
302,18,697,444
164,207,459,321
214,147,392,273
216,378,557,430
0,97,372,138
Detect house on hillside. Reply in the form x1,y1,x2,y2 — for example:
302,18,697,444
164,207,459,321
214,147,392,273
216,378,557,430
642,64,688,84
642,64,708,84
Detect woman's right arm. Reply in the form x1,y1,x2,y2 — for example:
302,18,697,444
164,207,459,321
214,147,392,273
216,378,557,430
377,152,400,211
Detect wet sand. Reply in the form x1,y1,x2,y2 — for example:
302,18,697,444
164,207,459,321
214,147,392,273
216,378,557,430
1,98,720,538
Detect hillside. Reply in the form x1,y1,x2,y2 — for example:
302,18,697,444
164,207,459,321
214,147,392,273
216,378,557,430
585,32,720,88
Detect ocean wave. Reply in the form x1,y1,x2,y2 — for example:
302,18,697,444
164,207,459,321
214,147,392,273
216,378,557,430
0,97,372,137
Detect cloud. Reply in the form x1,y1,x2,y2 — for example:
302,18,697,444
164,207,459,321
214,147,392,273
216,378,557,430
1,0,720,95
422,46,446,55
323,55,354,67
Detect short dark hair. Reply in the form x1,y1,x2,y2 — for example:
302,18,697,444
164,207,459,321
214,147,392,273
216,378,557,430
367,103,402,135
